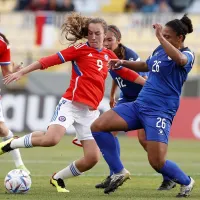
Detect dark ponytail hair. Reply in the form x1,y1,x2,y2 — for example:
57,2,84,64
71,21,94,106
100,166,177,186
0,33,9,44
165,14,193,41
108,25,125,59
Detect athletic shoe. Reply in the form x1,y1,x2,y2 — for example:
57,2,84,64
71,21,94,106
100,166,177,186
95,176,111,189
157,180,176,190
176,177,195,198
104,170,130,194
50,173,69,193
0,138,14,155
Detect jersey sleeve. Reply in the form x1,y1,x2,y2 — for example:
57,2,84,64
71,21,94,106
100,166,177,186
128,50,140,62
113,67,139,82
57,45,81,63
0,41,11,65
39,45,81,70
182,51,195,73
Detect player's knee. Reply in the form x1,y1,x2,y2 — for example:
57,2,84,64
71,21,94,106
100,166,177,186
148,157,165,171
91,120,105,132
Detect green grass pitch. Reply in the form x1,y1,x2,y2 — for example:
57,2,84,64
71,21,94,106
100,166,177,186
0,135,199,200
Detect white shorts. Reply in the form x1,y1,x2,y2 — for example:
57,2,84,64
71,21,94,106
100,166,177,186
0,97,5,122
49,98,100,141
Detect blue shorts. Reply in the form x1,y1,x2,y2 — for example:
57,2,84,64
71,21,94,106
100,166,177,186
113,102,172,144
116,97,137,106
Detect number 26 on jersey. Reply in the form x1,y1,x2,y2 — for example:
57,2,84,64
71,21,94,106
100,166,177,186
152,60,161,72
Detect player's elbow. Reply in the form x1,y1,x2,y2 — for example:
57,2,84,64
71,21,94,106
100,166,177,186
175,55,187,66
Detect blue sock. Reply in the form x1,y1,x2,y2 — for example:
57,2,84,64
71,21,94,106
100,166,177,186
162,174,171,181
159,160,190,185
115,137,120,157
109,137,121,176
92,131,124,174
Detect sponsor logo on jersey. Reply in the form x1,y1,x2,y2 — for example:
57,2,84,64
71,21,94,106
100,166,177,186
168,56,172,60
129,58,134,61
58,116,66,122
88,53,93,57
104,54,109,61
158,129,164,135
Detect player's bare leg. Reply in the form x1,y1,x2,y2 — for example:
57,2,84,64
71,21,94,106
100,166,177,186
0,124,66,154
51,139,100,192
137,129,147,151
147,141,194,197
0,122,30,174
76,139,100,171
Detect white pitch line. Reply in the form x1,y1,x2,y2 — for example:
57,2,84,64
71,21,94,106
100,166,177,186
0,160,200,166
20,173,200,177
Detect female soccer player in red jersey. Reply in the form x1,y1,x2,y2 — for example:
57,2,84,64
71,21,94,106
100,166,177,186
0,13,145,192
0,33,30,174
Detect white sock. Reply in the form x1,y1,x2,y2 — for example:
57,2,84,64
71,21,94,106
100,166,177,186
54,161,83,180
10,133,33,149
2,130,24,167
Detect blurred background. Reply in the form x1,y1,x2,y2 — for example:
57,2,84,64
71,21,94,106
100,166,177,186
0,0,199,139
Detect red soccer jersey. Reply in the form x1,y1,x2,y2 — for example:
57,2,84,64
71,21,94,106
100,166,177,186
39,42,139,109
0,36,11,66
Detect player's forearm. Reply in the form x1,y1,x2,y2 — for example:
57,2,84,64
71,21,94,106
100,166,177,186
115,67,139,82
21,61,42,76
157,36,187,66
1,65,13,77
134,76,146,86
121,60,148,72
110,80,118,98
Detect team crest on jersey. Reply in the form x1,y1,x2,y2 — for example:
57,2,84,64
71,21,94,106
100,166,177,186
104,54,109,61
58,116,66,122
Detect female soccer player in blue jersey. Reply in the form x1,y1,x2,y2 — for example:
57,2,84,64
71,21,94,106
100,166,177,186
91,14,195,197
95,25,149,189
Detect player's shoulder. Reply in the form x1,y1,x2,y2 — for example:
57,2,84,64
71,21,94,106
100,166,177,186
103,48,117,59
0,36,9,52
181,47,194,56
0,36,7,47
123,45,139,61
153,45,163,54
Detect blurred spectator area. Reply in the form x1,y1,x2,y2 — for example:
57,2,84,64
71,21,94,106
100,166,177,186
0,4,200,89
0,0,199,13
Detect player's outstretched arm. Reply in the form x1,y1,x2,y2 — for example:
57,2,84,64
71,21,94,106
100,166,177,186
153,23,188,66
114,67,146,86
3,61,42,85
134,76,146,86
108,59,148,72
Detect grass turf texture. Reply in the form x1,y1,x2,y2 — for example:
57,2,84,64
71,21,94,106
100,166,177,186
0,135,199,200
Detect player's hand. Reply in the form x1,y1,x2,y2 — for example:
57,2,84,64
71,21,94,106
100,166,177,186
108,59,124,69
12,62,23,73
153,23,163,38
109,96,116,108
3,70,24,85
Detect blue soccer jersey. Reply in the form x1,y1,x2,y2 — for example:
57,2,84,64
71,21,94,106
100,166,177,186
136,45,195,117
113,45,195,144
109,45,148,101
